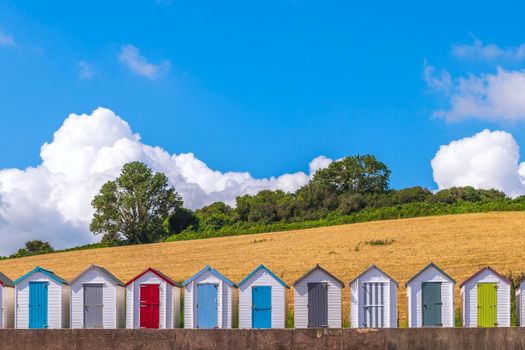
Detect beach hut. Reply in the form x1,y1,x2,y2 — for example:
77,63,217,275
14,266,70,329
460,267,511,327
406,262,455,328
0,271,15,328
183,265,238,329
125,268,181,329
293,264,344,328
70,265,125,329
238,264,289,329
349,265,398,328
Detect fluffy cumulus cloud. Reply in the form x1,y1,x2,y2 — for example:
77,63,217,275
431,129,525,197
0,108,331,255
425,63,525,122
452,37,525,62
118,45,170,79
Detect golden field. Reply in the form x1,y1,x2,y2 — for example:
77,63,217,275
1,211,524,324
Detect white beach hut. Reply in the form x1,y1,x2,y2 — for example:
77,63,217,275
125,268,181,329
70,265,125,329
238,264,289,329
182,265,238,329
14,267,71,329
406,262,455,328
349,264,398,328
460,267,511,328
293,264,344,328
517,279,525,326
0,271,15,329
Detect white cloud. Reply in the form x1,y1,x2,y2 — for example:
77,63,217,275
423,59,452,94
452,37,525,62
0,29,14,46
431,129,525,197
425,62,525,122
78,61,95,80
0,107,329,255
118,45,170,79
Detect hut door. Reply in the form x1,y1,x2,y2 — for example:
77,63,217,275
307,282,328,328
197,284,218,328
478,283,497,327
422,282,442,327
252,286,272,328
29,282,48,329
140,284,160,329
363,282,384,327
84,284,104,328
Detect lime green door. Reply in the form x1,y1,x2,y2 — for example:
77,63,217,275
477,283,497,327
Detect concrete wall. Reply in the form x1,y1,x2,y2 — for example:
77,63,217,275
2,328,525,350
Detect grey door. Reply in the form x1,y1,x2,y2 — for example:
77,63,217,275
363,282,384,327
84,284,104,328
308,282,328,327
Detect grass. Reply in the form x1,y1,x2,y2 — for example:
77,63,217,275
365,238,396,246
1,211,525,325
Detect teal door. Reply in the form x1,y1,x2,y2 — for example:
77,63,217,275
252,286,271,328
197,284,218,328
29,282,48,329
422,282,442,327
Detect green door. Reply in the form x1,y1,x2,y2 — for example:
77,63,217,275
422,282,442,327
478,283,497,327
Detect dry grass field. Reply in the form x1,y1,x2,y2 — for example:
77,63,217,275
1,211,524,325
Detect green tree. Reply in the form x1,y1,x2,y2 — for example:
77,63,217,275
311,155,391,195
166,208,197,234
90,161,183,244
195,202,237,232
11,240,54,258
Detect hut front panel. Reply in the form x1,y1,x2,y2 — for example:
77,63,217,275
294,270,342,329
462,270,510,327
71,269,118,329
407,267,454,327
163,284,180,329
192,271,225,328
0,286,14,328
128,273,168,329
61,284,70,328
15,272,63,329
172,287,181,328
125,284,133,328
239,269,286,329
518,286,524,327
0,285,3,328
116,285,125,328
183,283,194,328
350,269,396,328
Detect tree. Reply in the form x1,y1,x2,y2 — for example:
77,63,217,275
90,161,183,244
166,208,197,234
195,202,237,232
311,155,391,195
10,240,54,258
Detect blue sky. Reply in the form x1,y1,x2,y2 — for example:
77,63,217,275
1,0,523,188
1,1,525,252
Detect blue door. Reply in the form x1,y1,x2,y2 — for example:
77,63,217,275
252,286,271,328
197,284,218,328
29,282,48,329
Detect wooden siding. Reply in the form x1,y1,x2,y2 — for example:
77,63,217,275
71,269,123,329
294,269,342,329
183,270,234,329
461,269,510,327
407,266,454,328
15,272,66,329
125,271,179,329
350,267,397,328
238,268,287,329
3,286,15,328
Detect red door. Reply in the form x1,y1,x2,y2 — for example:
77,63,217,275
140,284,160,328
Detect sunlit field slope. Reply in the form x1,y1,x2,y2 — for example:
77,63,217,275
1,211,524,324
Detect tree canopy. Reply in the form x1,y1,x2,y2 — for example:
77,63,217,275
90,161,183,244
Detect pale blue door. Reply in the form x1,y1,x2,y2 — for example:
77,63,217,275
252,286,271,328
29,282,48,329
197,284,218,328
